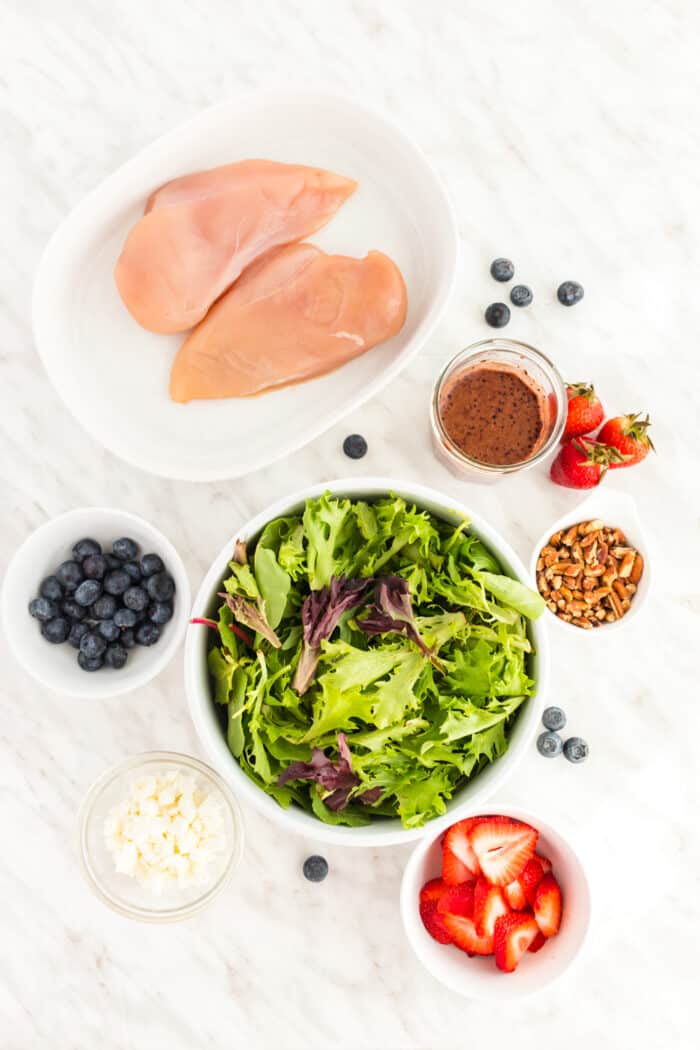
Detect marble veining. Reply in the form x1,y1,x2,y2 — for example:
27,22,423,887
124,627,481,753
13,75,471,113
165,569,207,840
0,1,698,1048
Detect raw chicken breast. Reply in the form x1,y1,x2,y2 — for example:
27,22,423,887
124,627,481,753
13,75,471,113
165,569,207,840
114,160,357,334
169,243,407,402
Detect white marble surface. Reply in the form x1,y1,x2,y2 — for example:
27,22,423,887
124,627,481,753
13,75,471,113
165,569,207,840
1,2,698,1047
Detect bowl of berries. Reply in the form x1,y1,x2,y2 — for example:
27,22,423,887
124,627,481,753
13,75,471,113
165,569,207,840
400,807,591,998
2,507,190,698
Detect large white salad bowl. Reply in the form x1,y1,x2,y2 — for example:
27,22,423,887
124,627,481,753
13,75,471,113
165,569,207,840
185,478,550,846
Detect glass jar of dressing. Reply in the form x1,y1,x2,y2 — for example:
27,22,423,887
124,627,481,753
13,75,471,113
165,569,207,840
431,339,567,481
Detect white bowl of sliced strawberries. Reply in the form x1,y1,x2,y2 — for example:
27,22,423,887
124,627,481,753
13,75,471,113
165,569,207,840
400,808,591,998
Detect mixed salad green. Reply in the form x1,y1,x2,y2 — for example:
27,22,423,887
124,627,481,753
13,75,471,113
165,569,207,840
201,493,544,829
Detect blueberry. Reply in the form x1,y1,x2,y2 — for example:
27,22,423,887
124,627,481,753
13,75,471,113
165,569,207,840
40,576,64,602
104,643,128,670
80,631,107,660
104,553,121,570
510,284,533,308
74,579,103,607
557,281,584,307
302,855,328,882
56,560,84,592
135,622,160,646
537,731,563,758
342,434,368,460
490,258,515,282
140,553,164,577
542,706,566,732
72,538,102,562
104,570,130,596
113,607,138,629
485,302,511,328
149,601,173,626
83,553,107,580
78,651,103,672
121,628,136,649
29,596,58,622
112,537,139,562
62,599,86,622
123,586,148,612
68,622,89,648
146,572,175,602
41,617,70,644
98,619,120,643
91,595,117,620
563,736,589,763
123,561,143,582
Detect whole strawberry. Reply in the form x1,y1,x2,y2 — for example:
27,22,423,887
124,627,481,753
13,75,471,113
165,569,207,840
597,413,655,468
550,437,624,489
563,382,604,441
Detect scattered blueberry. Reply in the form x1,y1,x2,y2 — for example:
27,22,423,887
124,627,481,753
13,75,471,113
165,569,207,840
140,553,164,577
74,579,103,607
62,599,86,622
490,258,515,282
72,538,102,562
113,607,138,629
55,560,83,592
123,561,143,582
149,601,173,626
68,622,89,648
343,434,368,460
303,855,329,882
98,620,120,643
104,570,131,596
104,643,128,670
510,284,533,308
80,631,107,660
563,737,589,763
29,596,58,622
41,617,70,644
112,537,139,562
542,706,566,732
557,281,584,307
91,595,118,621
121,628,136,649
123,586,149,612
485,302,511,328
78,652,103,672
83,553,107,580
40,576,64,602
537,731,563,758
146,572,175,602
135,622,160,646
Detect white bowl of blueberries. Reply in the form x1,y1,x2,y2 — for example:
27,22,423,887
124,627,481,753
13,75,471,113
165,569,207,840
2,507,190,698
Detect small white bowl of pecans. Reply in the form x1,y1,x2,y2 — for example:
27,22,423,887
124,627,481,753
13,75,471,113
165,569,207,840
529,491,650,632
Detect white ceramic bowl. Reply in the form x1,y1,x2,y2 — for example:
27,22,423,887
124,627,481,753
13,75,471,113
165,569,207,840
33,94,458,481
400,804,592,999
529,490,651,636
185,478,549,847
2,507,190,698
78,751,244,922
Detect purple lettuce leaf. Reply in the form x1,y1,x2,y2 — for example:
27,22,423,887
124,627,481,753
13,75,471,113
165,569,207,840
292,575,373,695
218,591,281,649
358,575,444,672
276,732,383,810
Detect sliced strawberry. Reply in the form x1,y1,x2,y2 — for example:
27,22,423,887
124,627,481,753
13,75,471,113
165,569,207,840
443,818,482,877
536,854,552,875
494,912,540,972
504,878,528,910
528,930,547,953
520,857,546,905
437,882,475,919
443,913,494,956
419,877,448,906
442,844,475,886
533,874,563,937
468,818,538,886
473,876,509,938
419,900,453,944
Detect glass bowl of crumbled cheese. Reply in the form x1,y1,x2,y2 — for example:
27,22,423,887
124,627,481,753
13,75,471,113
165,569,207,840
78,751,244,921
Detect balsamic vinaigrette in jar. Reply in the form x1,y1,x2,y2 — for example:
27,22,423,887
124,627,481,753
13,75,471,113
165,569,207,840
438,362,548,466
